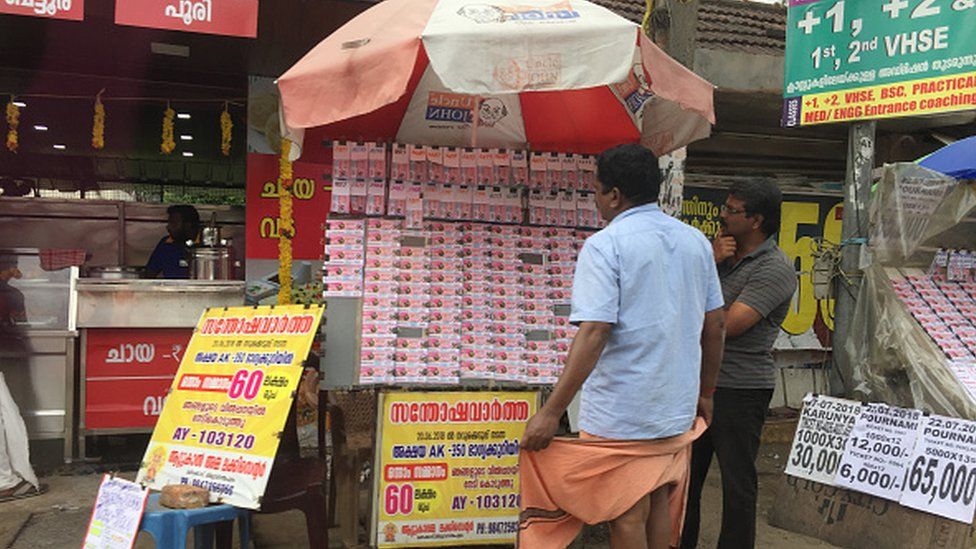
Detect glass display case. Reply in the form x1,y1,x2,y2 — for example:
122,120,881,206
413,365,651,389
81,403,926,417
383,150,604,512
1,248,76,332
0,248,77,463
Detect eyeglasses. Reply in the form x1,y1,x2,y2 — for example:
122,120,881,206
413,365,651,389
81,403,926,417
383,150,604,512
720,204,747,215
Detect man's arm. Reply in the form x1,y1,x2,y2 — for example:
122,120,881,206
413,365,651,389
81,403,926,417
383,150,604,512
520,321,612,451
727,259,797,338
725,301,762,338
698,308,726,423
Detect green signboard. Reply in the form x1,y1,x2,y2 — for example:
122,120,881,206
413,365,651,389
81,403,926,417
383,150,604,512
783,0,976,127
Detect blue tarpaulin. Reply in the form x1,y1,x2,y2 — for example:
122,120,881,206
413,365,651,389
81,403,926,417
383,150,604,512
918,136,976,180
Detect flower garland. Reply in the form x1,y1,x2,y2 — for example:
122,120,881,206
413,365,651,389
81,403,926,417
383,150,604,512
160,105,175,155
5,99,19,153
91,94,105,150
220,103,232,156
277,139,294,305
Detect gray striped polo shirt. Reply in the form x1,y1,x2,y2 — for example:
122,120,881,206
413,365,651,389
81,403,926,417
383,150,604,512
717,236,797,389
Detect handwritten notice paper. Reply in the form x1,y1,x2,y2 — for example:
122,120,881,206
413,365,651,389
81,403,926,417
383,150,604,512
83,475,149,549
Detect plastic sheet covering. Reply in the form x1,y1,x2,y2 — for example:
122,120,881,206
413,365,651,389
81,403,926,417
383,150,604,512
868,163,976,265
847,264,976,419
848,163,976,417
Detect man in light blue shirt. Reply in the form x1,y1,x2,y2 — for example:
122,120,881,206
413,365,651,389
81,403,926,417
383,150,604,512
521,144,725,549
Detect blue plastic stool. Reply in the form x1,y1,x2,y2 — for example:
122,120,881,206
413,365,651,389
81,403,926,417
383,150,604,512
138,493,251,549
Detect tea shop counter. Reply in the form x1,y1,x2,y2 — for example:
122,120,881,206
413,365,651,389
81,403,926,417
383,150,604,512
74,278,245,458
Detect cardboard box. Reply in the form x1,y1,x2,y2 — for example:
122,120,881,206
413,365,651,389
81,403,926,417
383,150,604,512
768,475,974,549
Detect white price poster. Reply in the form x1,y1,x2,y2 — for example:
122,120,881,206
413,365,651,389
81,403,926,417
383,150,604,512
785,395,861,485
834,403,921,501
900,414,976,524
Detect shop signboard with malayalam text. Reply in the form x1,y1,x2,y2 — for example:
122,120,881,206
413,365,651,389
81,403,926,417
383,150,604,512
374,391,538,547
114,0,258,37
0,0,84,20
782,0,976,127
84,328,192,430
245,153,332,261
136,305,323,509
681,187,842,338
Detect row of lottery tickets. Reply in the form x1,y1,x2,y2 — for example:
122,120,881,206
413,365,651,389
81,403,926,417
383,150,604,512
891,274,976,362
332,141,599,191
786,394,976,524
322,218,594,386
330,141,607,230
330,180,606,229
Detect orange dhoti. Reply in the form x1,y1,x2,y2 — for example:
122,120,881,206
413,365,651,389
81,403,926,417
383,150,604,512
518,417,707,548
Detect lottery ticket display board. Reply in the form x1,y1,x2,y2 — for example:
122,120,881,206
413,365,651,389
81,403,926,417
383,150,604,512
136,305,323,509
373,391,538,547
786,393,976,524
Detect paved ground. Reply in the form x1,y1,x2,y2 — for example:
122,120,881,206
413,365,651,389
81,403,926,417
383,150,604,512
0,439,838,548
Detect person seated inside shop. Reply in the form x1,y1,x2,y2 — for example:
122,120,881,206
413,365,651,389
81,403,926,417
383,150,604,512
145,205,201,279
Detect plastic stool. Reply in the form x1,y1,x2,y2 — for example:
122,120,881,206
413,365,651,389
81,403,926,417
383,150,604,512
138,493,251,549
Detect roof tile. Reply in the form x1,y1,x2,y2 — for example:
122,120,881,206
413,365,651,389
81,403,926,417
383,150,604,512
588,0,786,55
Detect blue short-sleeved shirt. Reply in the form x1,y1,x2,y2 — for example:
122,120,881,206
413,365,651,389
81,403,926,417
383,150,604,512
571,203,724,440
146,236,190,279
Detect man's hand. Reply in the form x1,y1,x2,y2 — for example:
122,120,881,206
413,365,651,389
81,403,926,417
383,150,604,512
521,410,561,452
697,395,714,425
712,230,736,264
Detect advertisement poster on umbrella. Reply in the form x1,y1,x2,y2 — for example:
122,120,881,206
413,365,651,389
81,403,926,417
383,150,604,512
374,391,538,547
136,305,323,509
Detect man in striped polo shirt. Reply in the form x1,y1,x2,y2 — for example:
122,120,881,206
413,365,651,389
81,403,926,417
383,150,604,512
680,180,797,549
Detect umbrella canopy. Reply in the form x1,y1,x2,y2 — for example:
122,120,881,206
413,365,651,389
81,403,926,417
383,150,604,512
277,0,715,157
918,136,976,180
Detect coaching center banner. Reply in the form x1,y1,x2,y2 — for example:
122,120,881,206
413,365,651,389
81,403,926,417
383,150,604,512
136,305,323,509
783,0,976,127
374,391,539,548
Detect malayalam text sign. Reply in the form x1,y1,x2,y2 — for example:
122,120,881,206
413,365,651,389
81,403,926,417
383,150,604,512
0,0,84,20
114,0,258,38
783,0,976,126
375,391,538,547
135,305,323,509
84,328,191,430
245,153,332,261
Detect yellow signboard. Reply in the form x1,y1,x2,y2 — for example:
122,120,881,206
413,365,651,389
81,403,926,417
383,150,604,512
136,305,323,509
793,72,976,126
374,391,539,547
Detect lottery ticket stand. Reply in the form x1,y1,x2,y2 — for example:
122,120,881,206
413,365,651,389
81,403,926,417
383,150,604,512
316,143,602,547
770,163,976,548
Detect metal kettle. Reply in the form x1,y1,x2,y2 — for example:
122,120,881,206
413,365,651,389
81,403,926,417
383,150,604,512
188,213,234,280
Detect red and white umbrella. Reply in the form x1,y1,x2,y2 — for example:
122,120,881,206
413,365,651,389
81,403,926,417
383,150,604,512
277,0,715,157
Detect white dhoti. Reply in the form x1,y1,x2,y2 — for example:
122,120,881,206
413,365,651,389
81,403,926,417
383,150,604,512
0,372,38,491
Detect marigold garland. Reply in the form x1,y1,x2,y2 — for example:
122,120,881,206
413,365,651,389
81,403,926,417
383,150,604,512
277,139,294,305
220,104,232,156
91,94,105,150
5,99,19,153
160,105,175,155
